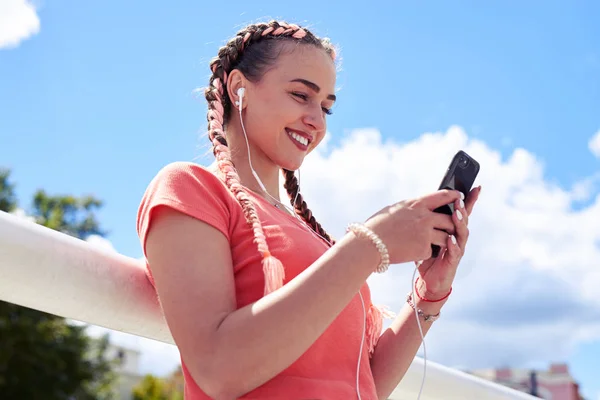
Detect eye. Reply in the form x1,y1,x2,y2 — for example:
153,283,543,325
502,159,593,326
292,92,333,116
292,92,308,101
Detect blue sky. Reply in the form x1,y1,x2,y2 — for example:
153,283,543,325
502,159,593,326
1,0,599,398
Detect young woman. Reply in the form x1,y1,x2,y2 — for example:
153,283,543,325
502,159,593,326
136,20,480,400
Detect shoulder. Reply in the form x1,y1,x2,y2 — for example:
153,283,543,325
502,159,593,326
136,161,238,248
142,161,237,209
149,161,230,196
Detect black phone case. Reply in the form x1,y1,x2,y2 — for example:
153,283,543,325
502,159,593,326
431,150,480,258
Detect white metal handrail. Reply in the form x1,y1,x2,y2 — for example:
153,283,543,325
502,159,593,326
0,210,537,400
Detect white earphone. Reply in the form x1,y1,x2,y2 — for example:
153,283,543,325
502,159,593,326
235,87,245,109
235,86,269,194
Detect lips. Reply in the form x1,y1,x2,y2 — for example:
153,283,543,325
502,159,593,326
286,129,313,149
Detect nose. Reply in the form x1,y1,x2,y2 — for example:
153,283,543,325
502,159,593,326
302,104,326,133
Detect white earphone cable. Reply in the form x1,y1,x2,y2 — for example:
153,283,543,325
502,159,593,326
412,263,427,400
236,88,421,400
356,291,366,400
236,88,331,243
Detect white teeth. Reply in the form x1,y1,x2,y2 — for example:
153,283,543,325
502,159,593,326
289,131,308,146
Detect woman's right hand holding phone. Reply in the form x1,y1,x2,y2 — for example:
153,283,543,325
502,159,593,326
363,189,463,265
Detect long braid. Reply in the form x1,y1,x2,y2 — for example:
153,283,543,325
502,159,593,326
283,167,385,356
282,169,335,245
204,21,332,295
206,58,284,295
204,20,385,359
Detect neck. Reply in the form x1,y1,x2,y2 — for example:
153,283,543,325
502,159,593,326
223,128,282,201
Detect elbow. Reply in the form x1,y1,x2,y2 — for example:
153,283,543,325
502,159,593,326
189,360,246,400
184,326,259,399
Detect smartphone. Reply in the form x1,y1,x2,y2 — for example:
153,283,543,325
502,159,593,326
431,150,480,257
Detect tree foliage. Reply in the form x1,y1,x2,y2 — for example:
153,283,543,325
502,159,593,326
132,369,183,400
0,169,17,213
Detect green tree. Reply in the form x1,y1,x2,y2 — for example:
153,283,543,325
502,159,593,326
0,169,17,213
132,373,183,400
32,189,106,238
0,169,117,399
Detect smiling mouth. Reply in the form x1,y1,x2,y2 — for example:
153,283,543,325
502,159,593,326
286,129,311,147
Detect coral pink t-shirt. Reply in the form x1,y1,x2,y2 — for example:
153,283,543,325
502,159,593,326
136,161,382,399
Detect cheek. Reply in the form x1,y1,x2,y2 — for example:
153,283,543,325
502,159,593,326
309,131,327,151
252,94,297,130
246,99,279,135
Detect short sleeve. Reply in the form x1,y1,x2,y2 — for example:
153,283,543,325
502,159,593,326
136,162,234,284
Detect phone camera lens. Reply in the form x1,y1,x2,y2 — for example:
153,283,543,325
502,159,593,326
458,155,469,169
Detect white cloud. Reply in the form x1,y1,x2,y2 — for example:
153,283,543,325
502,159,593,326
298,125,600,370
10,207,36,223
589,130,600,158
570,173,600,202
74,125,600,378
85,234,119,252
0,0,40,50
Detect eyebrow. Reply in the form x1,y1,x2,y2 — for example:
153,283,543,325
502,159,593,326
290,78,336,102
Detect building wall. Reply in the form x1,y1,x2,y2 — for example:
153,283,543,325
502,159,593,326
469,363,582,400
105,342,145,400
114,371,146,400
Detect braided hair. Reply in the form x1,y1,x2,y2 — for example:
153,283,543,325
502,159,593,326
204,21,336,295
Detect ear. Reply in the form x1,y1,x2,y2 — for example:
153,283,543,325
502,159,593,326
227,69,249,111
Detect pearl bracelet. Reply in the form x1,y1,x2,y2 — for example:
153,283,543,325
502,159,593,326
346,223,390,273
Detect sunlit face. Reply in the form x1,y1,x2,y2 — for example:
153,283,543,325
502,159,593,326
240,44,336,171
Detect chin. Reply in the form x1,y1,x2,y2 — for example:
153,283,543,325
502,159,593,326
276,156,305,172
279,161,303,172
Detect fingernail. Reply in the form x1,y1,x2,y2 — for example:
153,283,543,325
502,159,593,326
456,209,463,221
451,235,457,245
460,192,465,200
459,199,465,209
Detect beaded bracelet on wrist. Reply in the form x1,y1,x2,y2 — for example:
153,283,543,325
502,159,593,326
346,223,390,273
406,292,441,322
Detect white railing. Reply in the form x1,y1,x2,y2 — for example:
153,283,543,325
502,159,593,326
0,210,537,400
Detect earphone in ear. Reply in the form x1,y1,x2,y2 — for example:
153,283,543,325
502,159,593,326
235,87,246,109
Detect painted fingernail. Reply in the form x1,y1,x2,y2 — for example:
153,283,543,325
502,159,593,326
451,235,457,245
460,192,465,200
456,209,463,221
459,199,465,209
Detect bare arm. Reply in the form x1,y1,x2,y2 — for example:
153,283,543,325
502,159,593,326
369,297,447,399
145,189,462,399
145,207,379,399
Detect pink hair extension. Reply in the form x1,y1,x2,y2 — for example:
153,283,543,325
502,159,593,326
208,76,285,294
205,21,336,295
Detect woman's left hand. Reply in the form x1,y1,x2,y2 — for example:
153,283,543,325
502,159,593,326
416,186,482,299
